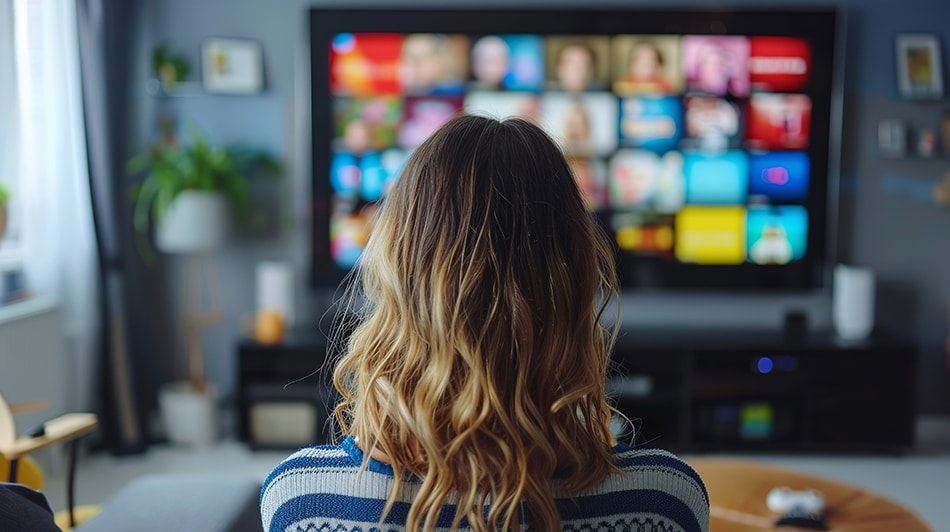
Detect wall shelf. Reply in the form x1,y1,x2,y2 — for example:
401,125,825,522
145,79,205,98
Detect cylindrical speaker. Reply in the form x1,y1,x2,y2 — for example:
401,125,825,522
832,264,875,340
256,261,295,328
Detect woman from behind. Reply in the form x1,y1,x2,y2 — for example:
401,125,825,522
261,114,709,531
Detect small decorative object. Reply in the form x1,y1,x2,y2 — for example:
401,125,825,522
1,263,28,304
878,119,906,157
201,38,264,94
766,487,828,530
151,43,190,91
833,264,875,341
241,309,286,345
896,34,943,100
0,182,9,241
256,261,295,328
941,112,950,155
918,128,937,157
933,172,950,206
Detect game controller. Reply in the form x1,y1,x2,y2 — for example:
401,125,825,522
767,487,828,530
766,487,826,513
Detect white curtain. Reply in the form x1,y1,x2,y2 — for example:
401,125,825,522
0,1,20,252
13,0,99,413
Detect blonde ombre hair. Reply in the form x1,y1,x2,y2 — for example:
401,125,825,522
332,115,621,531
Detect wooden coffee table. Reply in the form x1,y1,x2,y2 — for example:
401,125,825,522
687,458,932,532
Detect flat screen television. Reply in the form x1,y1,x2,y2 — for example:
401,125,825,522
309,7,842,290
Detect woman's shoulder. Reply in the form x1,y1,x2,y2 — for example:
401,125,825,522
554,445,709,531
260,437,380,532
614,443,701,473
608,443,709,513
612,444,707,494
261,436,396,498
262,441,357,492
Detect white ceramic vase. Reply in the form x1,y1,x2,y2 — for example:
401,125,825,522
156,190,230,253
158,381,218,447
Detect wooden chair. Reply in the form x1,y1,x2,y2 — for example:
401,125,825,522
0,391,98,528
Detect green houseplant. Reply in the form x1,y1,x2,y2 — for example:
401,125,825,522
129,126,280,445
129,130,281,244
152,44,190,91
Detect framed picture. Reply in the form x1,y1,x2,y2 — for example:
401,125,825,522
895,34,943,100
201,38,264,94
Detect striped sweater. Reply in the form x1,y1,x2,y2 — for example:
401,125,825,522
260,436,709,532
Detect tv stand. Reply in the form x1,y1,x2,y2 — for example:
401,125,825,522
236,328,916,452
611,328,916,453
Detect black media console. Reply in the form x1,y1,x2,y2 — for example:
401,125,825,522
237,328,916,453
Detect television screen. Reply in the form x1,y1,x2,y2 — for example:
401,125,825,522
310,8,840,289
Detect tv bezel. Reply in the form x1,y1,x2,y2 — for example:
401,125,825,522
308,6,842,290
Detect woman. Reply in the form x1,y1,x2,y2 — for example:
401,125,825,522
261,115,708,531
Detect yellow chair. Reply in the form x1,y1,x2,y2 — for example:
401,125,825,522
0,452,44,489
0,392,99,529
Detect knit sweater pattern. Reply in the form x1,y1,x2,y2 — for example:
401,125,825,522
260,436,709,532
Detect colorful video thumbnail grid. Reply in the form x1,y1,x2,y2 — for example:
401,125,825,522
327,32,814,268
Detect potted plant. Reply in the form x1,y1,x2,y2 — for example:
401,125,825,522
130,123,280,242
0,183,9,241
152,44,190,92
129,124,280,445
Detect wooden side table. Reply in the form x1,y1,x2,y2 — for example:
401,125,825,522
688,458,932,532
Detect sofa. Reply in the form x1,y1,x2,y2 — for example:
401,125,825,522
75,474,264,532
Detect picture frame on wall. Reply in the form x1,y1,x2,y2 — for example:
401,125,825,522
895,34,944,100
202,38,264,94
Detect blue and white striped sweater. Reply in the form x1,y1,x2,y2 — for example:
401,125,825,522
260,436,709,532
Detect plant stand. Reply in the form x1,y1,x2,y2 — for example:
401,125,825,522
154,191,228,446
159,254,224,446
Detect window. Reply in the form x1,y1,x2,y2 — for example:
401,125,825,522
1,0,92,301
0,0,22,259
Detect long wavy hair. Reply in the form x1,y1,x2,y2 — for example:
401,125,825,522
332,114,621,531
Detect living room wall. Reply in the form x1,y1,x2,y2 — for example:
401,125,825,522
124,0,950,420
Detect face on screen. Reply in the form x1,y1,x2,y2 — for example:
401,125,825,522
613,36,682,95
546,37,611,92
327,32,814,269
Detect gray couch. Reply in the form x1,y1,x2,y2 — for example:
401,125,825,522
75,474,264,532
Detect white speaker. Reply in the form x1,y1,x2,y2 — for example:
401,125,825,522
256,261,295,328
832,264,875,340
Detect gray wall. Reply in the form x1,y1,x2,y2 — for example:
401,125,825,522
130,0,950,416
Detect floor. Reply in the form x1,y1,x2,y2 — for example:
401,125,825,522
43,417,950,530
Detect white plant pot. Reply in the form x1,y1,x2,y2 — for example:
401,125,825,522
158,381,218,447
157,190,230,253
